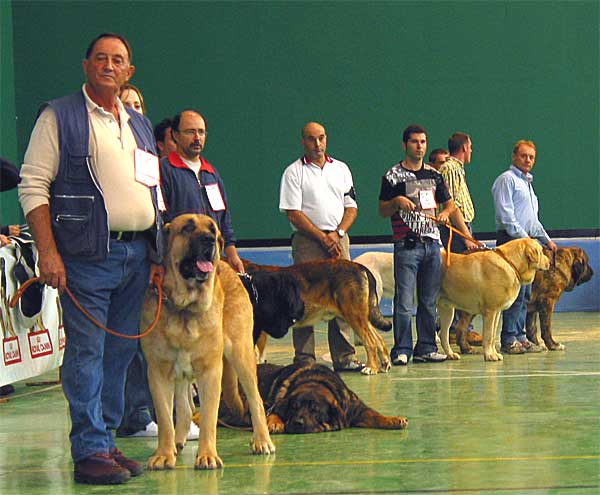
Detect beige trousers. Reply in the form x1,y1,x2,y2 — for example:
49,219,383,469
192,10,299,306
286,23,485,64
290,231,357,368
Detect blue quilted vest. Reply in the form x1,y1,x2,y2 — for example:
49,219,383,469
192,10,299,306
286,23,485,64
43,90,163,261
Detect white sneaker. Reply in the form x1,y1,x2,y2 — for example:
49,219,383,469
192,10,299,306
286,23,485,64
128,420,159,437
187,421,200,440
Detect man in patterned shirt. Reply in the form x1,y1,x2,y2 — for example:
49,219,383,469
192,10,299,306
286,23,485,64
438,132,481,343
439,132,475,253
379,124,476,366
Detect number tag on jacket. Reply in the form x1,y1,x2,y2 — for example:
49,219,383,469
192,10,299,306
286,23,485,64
205,183,226,211
134,148,159,187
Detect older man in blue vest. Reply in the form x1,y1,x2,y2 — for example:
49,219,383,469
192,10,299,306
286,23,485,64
19,33,161,485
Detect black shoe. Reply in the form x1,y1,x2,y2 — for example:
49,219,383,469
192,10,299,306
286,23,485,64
413,351,447,363
74,453,130,485
333,360,366,372
0,384,15,397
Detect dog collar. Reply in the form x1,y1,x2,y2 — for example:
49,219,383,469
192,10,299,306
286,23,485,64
493,249,522,283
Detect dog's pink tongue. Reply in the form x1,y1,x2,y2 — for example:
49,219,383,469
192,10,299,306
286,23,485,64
196,261,214,273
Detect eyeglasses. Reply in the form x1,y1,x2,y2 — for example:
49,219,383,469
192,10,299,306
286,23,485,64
179,129,207,137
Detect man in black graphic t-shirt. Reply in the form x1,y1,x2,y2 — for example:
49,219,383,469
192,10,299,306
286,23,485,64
379,124,477,366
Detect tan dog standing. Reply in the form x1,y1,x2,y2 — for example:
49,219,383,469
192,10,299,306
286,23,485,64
437,238,550,361
141,214,274,471
354,250,483,351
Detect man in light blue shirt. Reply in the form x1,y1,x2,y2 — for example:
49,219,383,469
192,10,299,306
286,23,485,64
492,139,557,354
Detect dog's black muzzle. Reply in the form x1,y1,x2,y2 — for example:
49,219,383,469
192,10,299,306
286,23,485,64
179,233,217,282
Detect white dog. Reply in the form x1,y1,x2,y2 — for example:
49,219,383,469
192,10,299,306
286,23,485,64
353,252,394,302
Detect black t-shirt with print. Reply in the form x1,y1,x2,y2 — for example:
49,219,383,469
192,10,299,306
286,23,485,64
379,162,451,241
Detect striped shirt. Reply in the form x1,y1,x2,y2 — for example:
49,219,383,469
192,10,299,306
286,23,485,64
439,156,475,223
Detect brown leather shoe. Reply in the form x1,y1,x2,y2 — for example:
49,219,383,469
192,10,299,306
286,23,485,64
74,453,130,485
467,331,483,346
449,331,482,346
110,448,143,476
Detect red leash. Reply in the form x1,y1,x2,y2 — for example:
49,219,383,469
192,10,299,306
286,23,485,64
9,269,164,340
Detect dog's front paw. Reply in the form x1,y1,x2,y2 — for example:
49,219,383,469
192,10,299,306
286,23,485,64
250,437,276,455
548,342,564,351
147,450,177,470
483,352,504,361
447,351,461,360
380,357,391,372
267,414,285,434
484,351,503,362
195,453,223,470
361,366,378,375
393,416,409,429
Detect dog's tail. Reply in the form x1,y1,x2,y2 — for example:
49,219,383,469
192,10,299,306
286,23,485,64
364,267,392,331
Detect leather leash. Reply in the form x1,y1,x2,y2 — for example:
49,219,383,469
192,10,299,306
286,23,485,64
9,269,165,340
491,249,523,283
412,211,485,266
412,211,523,281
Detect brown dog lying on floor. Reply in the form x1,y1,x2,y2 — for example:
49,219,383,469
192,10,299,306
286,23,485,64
243,258,392,375
141,214,274,471
437,238,550,361
526,246,594,350
217,363,408,434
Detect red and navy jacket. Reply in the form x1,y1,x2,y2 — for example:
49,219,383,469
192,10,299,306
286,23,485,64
159,152,237,247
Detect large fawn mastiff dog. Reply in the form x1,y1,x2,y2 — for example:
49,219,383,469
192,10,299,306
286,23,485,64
141,214,275,470
437,238,550,361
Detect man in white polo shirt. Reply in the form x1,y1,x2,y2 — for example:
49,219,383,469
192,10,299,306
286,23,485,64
279,121,364,372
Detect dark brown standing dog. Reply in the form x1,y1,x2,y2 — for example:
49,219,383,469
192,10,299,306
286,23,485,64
141,214,274,471
526,246,594,350
219,363,408,434
243,259,392,375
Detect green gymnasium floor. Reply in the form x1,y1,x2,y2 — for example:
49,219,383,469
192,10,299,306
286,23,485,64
1,312,599,495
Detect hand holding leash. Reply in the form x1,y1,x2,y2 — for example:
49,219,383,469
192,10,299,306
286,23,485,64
37,249,67,294
10,275,164,340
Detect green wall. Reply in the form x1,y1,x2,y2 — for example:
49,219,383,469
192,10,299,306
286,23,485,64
1,1,20,226
9,1,600,240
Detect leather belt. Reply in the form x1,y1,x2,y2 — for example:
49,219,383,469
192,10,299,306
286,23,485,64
110,231,139,242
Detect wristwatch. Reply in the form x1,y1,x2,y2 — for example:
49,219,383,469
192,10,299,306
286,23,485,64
336,228,346,238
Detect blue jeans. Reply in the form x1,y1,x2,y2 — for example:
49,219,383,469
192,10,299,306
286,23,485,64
60,239,150,462
501,283,532,346
117,345,154,435
496,231,532,346
392,238,442,359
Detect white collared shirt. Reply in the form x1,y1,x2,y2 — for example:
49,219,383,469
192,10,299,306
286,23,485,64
279,155,357,231
19,85,154,231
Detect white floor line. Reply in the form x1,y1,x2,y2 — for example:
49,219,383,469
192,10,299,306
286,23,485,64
390,370,600,381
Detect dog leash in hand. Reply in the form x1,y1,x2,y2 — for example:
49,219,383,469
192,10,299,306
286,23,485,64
412,211,486,266
9,271,164,340
414,211,522,279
